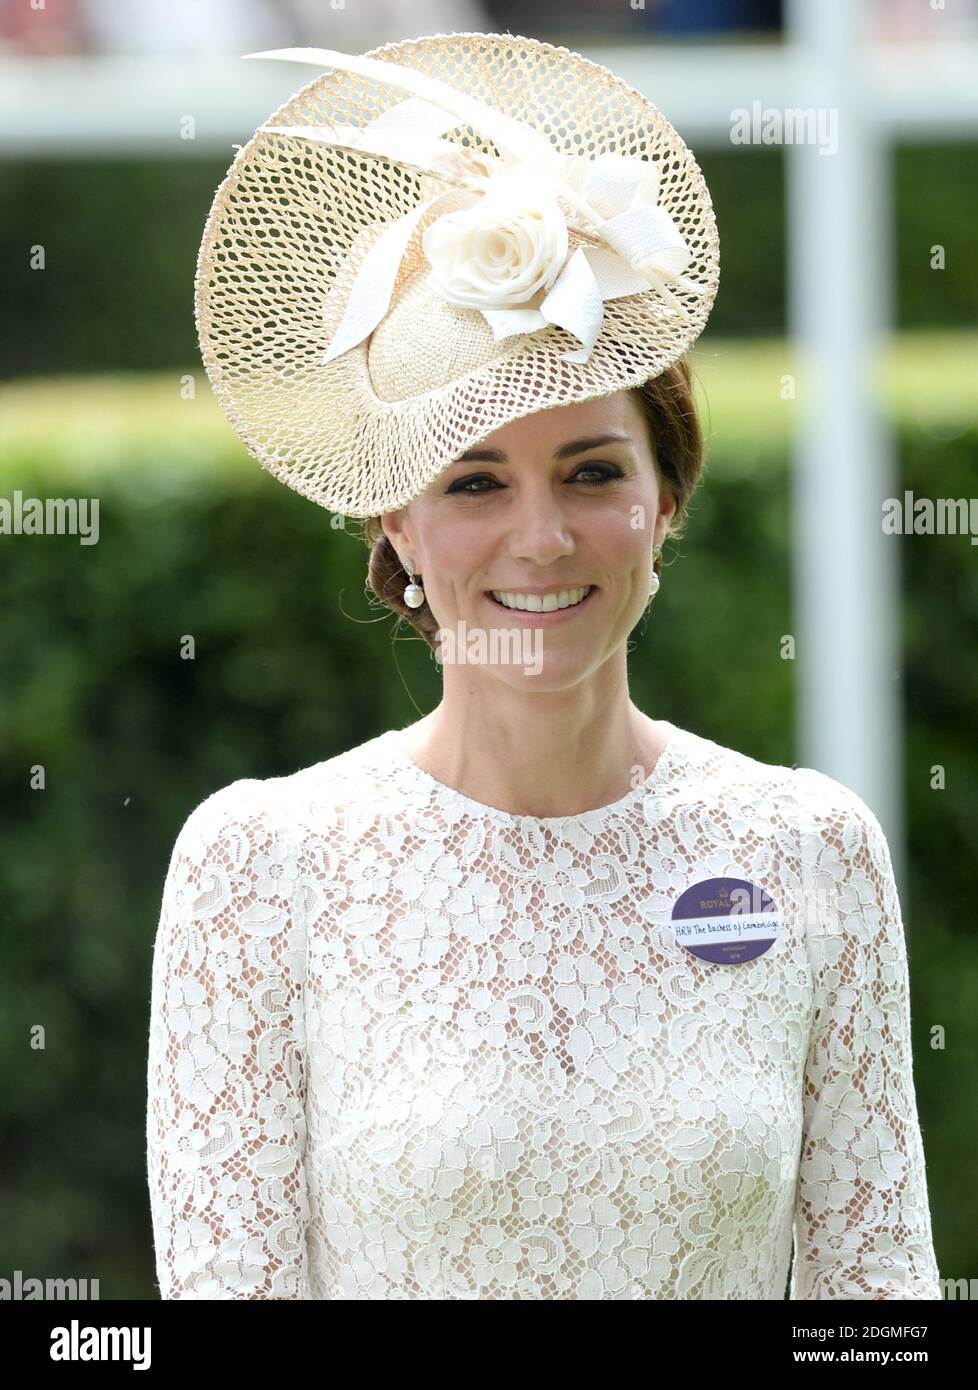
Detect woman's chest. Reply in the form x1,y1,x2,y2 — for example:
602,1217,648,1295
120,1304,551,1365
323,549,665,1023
300,808,815,1089
299,824,815,1257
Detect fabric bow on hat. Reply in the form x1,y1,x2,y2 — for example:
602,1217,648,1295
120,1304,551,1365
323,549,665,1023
245,47,710,365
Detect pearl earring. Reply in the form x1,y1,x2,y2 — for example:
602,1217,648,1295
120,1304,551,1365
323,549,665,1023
403,556,426,609
649,545,662,599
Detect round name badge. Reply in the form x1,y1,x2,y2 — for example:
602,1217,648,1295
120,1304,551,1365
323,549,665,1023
670,877,781,965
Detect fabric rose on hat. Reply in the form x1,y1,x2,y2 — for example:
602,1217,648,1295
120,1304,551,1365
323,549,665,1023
253,46,714,366
422,171,569,310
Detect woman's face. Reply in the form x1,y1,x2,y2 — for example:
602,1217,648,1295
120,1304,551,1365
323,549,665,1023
380,389,677,687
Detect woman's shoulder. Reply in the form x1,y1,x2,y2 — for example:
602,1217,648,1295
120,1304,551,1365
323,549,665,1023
167,773,269,853
171,729,403,849
673,721,886,841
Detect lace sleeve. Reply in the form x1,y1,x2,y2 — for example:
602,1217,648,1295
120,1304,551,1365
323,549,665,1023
790,775,941,1299
146,783,310,1299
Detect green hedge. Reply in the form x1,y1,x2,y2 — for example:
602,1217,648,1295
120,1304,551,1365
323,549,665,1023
1,337,975,1295
1,141,975,376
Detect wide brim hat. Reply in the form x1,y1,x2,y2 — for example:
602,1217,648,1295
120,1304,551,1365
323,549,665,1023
194,31,720,519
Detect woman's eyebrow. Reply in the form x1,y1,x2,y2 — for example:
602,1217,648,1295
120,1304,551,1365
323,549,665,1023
455,432,635,465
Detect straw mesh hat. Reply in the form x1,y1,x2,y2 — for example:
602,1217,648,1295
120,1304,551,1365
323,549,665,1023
194,31,720,519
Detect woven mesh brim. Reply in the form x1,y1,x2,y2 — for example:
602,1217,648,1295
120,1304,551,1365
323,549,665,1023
195,31,720,519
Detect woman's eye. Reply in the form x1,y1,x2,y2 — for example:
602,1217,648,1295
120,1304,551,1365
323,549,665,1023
447,464,623,495
574,464,623,485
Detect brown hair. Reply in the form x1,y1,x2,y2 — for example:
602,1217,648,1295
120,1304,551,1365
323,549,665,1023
358,356,705,652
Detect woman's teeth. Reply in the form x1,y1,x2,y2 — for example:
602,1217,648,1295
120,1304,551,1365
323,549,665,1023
490,586,592,612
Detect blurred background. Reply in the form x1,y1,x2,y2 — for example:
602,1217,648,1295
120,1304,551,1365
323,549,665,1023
1,0,976,1299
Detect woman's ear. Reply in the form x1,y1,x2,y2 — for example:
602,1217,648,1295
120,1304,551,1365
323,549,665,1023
659,488,679,531
379,509,409,553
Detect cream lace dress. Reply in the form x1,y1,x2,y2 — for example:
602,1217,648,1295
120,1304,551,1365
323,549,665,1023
146,719,941,1299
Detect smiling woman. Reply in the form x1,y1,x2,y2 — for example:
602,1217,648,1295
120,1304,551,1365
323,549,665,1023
361,356,705,650
153,27,942,1303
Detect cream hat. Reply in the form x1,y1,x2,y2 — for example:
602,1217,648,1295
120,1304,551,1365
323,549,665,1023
194,31,720,519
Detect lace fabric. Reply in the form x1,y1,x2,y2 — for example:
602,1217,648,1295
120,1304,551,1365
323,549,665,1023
146,720,941,1299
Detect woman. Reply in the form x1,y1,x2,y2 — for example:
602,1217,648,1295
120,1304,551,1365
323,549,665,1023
146,32,940,1299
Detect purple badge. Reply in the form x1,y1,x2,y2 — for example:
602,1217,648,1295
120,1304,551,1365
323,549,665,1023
670,877,781,965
